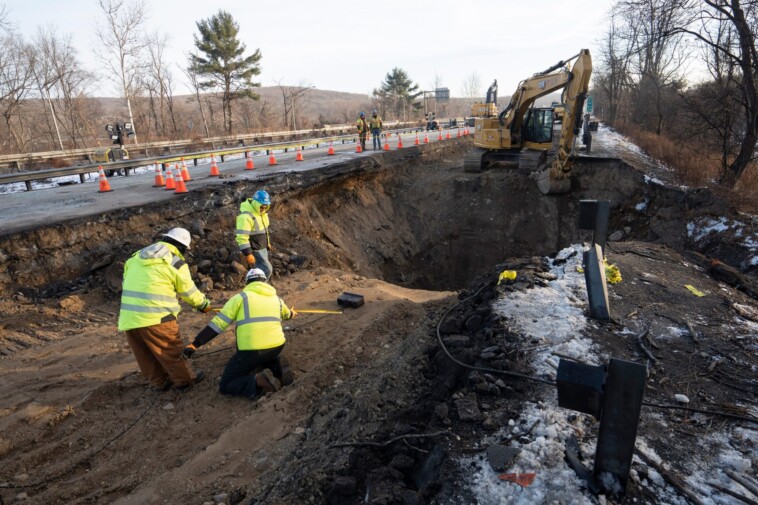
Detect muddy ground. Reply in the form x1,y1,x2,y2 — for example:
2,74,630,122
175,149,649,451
0,137,756,504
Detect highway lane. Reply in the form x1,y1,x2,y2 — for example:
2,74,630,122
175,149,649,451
0,129,463,236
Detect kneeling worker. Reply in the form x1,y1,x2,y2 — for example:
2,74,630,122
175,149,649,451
118,228,212,390
182,268,295,398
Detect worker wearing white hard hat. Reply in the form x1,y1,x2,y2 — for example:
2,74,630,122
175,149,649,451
118,227,212,390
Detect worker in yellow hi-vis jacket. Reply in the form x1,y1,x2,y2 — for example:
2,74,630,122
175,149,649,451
182,268,295,398
235,190,273,281
118,228,212,390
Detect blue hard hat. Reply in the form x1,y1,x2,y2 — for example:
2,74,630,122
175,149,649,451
253,190,271,205
360,112,365,116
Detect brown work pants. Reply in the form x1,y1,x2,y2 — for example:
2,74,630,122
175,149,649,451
125,319,196,388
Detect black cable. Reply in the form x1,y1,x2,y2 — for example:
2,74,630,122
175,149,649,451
642,401,758,425
436,282,556,386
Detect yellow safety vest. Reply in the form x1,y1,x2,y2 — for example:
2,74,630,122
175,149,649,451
208,282,292,350
369,116,383,129
356,118,368,133
118,242,207,331
235,199,270,254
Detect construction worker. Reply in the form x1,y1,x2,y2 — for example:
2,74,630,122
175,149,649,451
369,109,383,150
118,228,212,390
235,190,273,281
356,112,368,151
182,268,296,398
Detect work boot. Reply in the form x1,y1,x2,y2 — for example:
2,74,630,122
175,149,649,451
255,368,281,396
276,356,295,386
176,369,205,391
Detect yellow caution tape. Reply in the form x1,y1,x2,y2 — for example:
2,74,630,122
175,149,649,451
498,270,517,284
684,285,706,297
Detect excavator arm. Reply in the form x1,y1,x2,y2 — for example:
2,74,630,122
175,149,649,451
535,49,592,194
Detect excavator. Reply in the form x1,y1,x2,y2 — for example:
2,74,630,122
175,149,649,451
463,49,592,194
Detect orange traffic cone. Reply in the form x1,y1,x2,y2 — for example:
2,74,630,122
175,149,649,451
328,141,335,155
209,154,220,176
296,146,304,161
446,130,451,139
438,129,443,141
97,166,113,193
397,134,404,149
174,167,188,194
268,150,277,165
383,135,390,151
424,132,429,144
355,141,363,153
457,128,461,138
181,157,192,181
164,166,176,190
152,165,165,187
413,132,419,145
245,153,255,170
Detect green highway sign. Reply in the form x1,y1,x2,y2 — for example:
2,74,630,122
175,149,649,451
587,96,593,113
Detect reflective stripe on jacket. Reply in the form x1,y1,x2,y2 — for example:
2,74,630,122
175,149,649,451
369,115,383,129
118,241,207,331
235,199,270,255
208,281,292,350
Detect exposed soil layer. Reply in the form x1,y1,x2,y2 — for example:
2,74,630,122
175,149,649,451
0,141,756,504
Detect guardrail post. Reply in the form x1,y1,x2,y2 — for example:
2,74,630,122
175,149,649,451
25,181,32,191
220,154,225,163
193,159,198,166
79,174,85,183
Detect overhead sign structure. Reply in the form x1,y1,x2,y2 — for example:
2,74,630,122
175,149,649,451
435,88,450,102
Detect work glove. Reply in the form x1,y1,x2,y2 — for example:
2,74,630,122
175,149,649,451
246,254,256,267
181,344,196,359
198,300,213,313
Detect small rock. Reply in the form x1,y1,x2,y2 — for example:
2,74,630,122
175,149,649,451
289,254,311,268
482,417,498,431
609,230,624,241
486,445,520,471
294,427,306,435
455,393,482,422
15,492,28,501
199,278,214,291
213,493,228,504
14,474,29,482
198,259,212,272
230,261,247,275
163,402,175,410
59,295,85,312
674,394,690,404
434,403,449,420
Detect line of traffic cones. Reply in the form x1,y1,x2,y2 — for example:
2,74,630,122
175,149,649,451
97,166,112,193
209,154,220,176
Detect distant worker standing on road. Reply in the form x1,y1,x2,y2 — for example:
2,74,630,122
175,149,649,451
369,109,383,150
118,227,212,390
236,190,273,281
182,268,296,399
356,112,368,151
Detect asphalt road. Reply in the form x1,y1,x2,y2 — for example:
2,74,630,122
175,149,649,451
0,129,461,236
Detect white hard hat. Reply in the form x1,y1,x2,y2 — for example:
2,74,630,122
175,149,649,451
162,227,192,249
246,268,267,283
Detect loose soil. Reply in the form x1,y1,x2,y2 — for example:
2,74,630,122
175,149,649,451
0,138,756,504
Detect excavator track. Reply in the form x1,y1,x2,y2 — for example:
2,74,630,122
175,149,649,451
463,147,488,173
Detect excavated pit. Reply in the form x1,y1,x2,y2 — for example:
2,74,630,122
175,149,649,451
0,141,741,297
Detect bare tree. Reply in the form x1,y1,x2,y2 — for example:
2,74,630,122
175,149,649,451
182,60,210,137
595,13,635,127
0,3,10,34
0,32,36,153
276,79,313,130
460,71,483,105
678,0,758,185
94,0,147,144
143,32,177,138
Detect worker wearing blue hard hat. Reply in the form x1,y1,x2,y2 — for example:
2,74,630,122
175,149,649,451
356,112,368,152
235,189,274,281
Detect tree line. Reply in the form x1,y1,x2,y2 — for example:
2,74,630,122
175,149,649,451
592,0,757,188
0,1,461,158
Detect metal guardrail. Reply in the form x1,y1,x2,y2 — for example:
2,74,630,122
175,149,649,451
0,121,416,171
0,123,438,191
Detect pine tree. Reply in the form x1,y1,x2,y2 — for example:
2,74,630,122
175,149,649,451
374,68,422,121
190,10,261,134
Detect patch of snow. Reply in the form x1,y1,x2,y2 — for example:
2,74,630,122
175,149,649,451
635,198,649,212
644,174,665,186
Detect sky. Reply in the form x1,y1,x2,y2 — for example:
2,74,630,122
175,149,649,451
4,0,612,98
